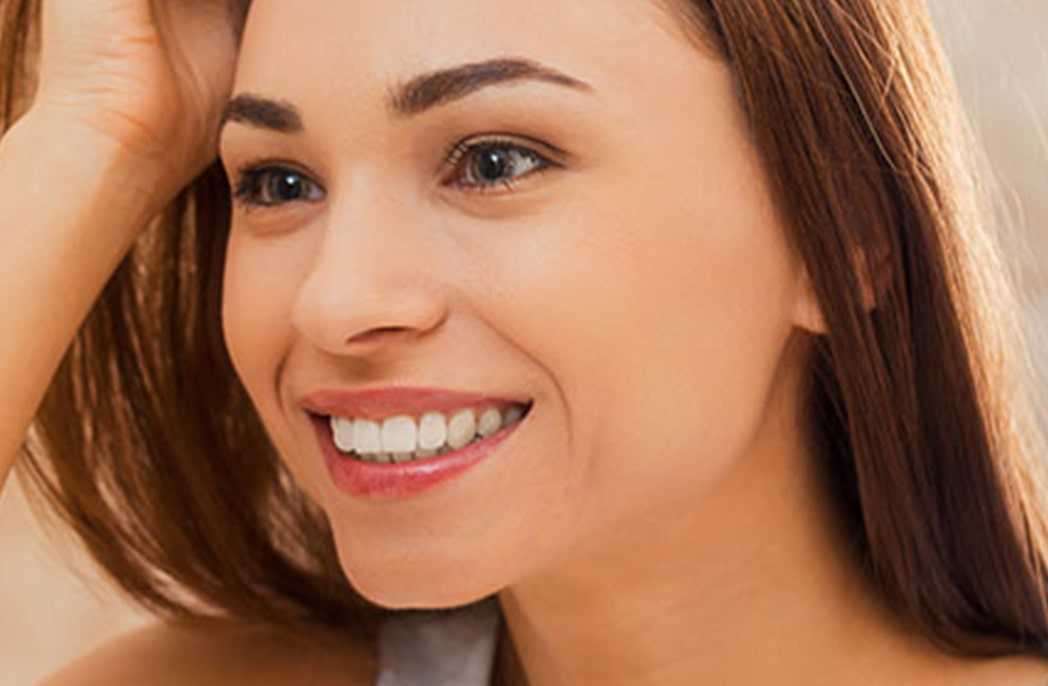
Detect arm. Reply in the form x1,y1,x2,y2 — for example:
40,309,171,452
0,111,164,492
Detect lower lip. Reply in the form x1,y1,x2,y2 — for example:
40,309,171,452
313,406,530,500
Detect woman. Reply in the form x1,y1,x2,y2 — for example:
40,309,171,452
1,0,1047,683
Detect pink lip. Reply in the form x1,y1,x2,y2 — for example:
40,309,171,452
311,405,531,499
299,386,532,422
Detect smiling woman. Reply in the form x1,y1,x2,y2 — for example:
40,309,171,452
1,1,1048,685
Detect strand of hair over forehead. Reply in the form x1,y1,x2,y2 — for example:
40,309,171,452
228,0,252,45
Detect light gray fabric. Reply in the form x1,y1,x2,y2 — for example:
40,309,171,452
375,595,502,686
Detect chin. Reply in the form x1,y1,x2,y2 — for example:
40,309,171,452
333,539,505,611
347,569,502,611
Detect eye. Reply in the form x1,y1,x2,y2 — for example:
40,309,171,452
229,135,561,211
231,162,325,210
443,136,560,194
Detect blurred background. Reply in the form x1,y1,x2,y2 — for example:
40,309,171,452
2,2,1047,684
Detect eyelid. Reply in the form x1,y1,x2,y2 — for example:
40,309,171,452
228,132,569,210
442,132,570,167
232,157,318,189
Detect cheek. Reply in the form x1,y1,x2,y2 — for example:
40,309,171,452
496,149,800,521
607,189,796,497
221,230,305,418
221,226,345,507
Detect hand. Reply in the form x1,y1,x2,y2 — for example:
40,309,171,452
31,0,241,200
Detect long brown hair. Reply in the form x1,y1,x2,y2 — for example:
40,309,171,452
3,0,1047,670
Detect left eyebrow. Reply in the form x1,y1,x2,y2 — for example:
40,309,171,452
218,56,594,138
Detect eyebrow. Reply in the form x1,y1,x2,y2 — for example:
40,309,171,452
218,56,594,138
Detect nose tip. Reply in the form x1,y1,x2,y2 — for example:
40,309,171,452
291,272,448,356
288,186,447,357
297,301,435,356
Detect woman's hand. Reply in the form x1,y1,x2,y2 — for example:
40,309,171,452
31,0,241,202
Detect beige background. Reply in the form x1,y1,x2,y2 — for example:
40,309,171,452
3,3,1047,685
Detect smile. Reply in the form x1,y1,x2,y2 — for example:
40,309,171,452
310,401,533,499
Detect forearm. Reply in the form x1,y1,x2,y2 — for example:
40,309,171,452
0,111,164,492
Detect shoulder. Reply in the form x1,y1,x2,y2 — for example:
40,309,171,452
935,651,1048,686
36,616,377,686
966,653,1048,686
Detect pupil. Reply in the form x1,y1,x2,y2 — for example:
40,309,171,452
476,148,509,182
272,173,301,201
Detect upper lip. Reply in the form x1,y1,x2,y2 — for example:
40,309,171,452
298,385,533,421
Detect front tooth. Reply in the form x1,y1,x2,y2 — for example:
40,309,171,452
331,416,355,452
418,411,448,450
381,415,417,453
477,407,502,437
353,419,382,454
447,409,477,450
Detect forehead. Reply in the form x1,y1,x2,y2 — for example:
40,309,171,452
233,0,704,108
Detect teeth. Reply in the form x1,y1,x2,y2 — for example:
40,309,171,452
477,407,501,438
331,416,355,453
418,411,447,450
446,409,477,450
503,405,524,427
328,403,529,461
353,418,382,453
381,415,417,454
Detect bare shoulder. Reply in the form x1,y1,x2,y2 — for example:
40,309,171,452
947,652,1048,686
36,616,377,686
984,654,1048,685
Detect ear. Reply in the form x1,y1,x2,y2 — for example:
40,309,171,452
791,240,893,336
791,263,829,335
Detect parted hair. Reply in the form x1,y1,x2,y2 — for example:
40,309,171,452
2,0,1047,677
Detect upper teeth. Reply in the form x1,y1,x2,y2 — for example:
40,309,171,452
329,404,526,455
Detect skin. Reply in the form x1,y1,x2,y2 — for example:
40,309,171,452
217,1,1048,684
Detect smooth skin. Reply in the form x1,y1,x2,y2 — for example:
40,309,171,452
218,2,1048,685
2,1,1047,685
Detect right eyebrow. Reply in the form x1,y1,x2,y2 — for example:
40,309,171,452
386,56,595,118
220,94,304,136
218,56,594,138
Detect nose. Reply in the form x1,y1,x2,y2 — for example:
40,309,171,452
290,181,447,357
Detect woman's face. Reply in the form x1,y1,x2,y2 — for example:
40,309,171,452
219,0,819,607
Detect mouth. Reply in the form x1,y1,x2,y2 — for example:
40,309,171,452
308,400,534,499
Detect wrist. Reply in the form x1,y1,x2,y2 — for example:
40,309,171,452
5,107,174,225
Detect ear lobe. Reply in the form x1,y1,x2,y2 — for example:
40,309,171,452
791,241,894,336
792,264,829,335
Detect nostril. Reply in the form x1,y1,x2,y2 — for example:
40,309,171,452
372,326,403,337
347,327,407,346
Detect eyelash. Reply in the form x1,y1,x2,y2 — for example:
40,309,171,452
230,136,560,211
